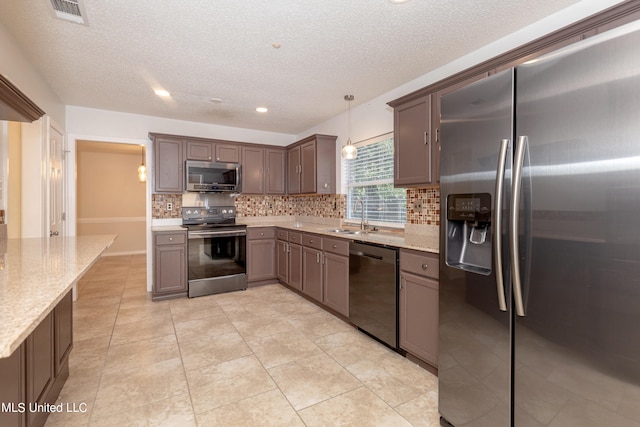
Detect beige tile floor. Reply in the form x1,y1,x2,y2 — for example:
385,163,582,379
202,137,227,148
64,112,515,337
46,254,440,426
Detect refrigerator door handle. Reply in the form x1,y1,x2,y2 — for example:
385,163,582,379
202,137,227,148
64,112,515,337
511,135,527,317
494,139,509,312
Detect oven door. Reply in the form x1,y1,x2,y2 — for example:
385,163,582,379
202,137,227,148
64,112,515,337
187,229,247,297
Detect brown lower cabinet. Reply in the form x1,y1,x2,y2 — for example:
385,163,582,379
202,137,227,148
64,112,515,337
152,230,188,301
0,342,25,426
247,227,276,285
399,249,439,367
302,245,323,302
322,250,349,317
278,231,349,317
0,291,73,427
276,229,303,292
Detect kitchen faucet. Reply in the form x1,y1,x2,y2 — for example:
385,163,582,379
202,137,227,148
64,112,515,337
354,198,369,231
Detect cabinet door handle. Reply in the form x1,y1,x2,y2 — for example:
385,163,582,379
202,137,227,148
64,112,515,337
287,244,291,253
399,277,404,290
424,131,429,145
316,252,320,263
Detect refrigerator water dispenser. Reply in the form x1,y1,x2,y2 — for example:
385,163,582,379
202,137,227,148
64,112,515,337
445,193,492,275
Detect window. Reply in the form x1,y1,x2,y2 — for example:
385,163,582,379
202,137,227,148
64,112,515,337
343,133,406,227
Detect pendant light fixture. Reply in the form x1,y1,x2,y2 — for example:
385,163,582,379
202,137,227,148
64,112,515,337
341,94,357,160
138,145,147,182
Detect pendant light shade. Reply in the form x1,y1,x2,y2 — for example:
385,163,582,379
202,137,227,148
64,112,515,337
341,95,357,160
138,145,147,182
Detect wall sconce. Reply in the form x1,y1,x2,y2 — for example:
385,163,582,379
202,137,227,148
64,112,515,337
138,145,146,182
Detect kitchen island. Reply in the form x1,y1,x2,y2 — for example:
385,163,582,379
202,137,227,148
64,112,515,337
0,234,116,358
0,234,116,427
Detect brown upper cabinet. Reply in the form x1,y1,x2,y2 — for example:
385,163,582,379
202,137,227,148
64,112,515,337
286,134,337,195
185,140,212,161
392,94,433,187
265,148,286,194
185,139,240,162
215,143,241,163
241,146,286,195
152,136,183,193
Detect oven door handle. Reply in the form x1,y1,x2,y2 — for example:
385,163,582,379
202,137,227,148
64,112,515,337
188,230,247,239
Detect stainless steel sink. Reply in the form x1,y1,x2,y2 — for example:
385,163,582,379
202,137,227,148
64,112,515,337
325,228,368,235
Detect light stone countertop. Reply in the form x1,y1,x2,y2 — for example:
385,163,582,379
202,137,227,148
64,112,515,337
151,225,186,232
0,234,117,358
150,216,440,253
238,217,440,254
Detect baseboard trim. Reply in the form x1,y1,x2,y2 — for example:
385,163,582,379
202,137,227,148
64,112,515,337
103,250,146,256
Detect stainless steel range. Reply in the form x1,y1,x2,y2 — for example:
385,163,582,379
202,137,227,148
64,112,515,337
182,205,247,298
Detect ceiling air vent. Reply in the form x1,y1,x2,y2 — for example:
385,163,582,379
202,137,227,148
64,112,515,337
48,0,88,25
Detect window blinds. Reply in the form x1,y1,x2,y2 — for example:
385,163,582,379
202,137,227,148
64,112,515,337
343,133,406,225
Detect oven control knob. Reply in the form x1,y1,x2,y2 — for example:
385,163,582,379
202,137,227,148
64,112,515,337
222,209,227,214
228,209,234,214
186,210,192,215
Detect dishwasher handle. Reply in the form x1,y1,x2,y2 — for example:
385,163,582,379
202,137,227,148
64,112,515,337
352,251,383,260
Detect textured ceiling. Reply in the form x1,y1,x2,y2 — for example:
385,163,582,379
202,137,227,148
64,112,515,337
0,0,580,134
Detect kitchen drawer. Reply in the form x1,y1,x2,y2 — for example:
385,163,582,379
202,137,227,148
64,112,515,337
322,237,349,256
155,232,186,246
288,232,302,244
276,228,288,241
400,249,439,280
302,233,323,250
247,227,275,240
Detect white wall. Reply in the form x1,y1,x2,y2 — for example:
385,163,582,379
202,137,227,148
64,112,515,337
0,23,65,125
294,0,625,189
20,119,46,238
66,106,296,147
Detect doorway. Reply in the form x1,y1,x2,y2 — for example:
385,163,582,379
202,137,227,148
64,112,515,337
76,140,147,255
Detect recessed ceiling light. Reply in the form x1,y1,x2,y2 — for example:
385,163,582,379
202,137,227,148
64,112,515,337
388,0,410,3
256,107,268,113
154,89,171,97
272,43,282,49
209,97,223,104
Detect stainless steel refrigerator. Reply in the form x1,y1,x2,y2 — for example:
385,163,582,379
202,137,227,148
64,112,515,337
438,20,640,427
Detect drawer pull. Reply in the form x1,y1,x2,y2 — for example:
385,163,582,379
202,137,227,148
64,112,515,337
421,264,429,270
260,232,264,236
169,237,173,241
309,240,314,243
333,244,337,249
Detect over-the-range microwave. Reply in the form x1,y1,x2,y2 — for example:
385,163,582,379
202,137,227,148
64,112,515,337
184,160,242,193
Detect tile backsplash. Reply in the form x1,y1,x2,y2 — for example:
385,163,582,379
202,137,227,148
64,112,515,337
152,189,440,224
235,194,346,218
406,187,441,225
151,194,183,219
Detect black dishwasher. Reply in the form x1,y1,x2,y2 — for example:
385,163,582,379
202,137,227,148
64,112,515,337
349,241,399,349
